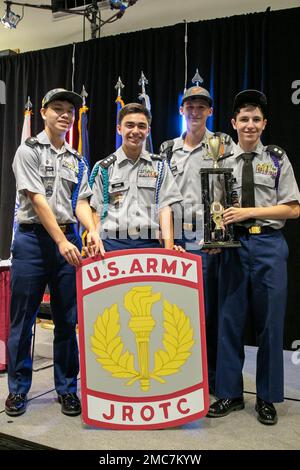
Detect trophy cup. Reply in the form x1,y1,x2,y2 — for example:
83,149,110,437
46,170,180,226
200,134,241,248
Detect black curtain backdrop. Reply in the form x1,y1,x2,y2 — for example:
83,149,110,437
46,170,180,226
0,8,299,348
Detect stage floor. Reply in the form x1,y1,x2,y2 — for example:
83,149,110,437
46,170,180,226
0,345,299,451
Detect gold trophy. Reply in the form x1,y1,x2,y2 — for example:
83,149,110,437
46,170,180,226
199,134,240,248
207,135,222,168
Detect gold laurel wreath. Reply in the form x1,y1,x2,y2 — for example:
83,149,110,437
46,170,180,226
91,297,194,389
150,300,194,383
90,304,139,382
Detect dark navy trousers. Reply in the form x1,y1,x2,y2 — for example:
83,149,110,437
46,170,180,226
8,227,80,395
176,233,220,392
216,230,288,403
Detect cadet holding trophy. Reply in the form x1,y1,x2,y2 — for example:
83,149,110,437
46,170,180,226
207,89,300,425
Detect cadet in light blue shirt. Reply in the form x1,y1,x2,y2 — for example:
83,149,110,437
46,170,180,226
160,86,234,394
90,103,183,253
6,89,100,419
207,89,300,425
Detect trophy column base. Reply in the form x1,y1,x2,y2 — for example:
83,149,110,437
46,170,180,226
202,240,241,249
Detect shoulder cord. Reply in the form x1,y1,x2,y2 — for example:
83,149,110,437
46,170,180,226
100,167,109,222
69,158,86,246
165,146,173,168
88,162,109,222
71,158,85,214
72,156,90,214
82,155,90,178
89,162,100,189
155,160,165,213
269,154,281,192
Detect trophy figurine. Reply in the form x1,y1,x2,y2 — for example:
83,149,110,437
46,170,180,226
200,134,241,248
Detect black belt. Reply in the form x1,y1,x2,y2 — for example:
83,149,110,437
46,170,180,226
103,229,158,240
19,224,75,234
234,225,277,236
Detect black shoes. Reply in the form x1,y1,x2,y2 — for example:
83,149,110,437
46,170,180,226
57,392,81,416
5,393,28,417
255,397,278,425
207,397,245,417
207,396,278,424
5,392,81,417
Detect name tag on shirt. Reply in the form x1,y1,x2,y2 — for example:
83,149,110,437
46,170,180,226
45,166,54,173
170,165,178,175
112,182,125,189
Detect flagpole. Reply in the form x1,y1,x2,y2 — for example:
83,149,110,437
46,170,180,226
115,76,125,150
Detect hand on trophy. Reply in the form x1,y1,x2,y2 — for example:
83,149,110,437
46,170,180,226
222,206,253,225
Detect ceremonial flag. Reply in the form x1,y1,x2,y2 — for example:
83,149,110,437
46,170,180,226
0,99,33,267
115,77,125,150
78,104,90,165
14,103,32,234
115,95,124,149
77,102,90,249
21,108,32,144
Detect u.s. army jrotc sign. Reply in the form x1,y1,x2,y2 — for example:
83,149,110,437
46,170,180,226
76,249,209,429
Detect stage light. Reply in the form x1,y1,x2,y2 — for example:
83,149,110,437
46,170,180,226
1,0,139,39
110,0,137,11
1,2,21,29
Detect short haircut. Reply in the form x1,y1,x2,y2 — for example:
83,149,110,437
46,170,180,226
233,103,267,120
118,103,152,125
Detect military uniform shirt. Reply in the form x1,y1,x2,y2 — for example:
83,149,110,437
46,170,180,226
90,146,183,233
13,130,92,224
223,141,300,229
160,129,234,220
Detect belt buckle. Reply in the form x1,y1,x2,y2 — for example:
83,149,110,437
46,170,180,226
59,224,67,233
248,226,261,234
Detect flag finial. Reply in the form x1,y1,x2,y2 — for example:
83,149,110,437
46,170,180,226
25,96,32,110
115,76,125,97
81,85,88,106
138,71,148,95
192,69,203,87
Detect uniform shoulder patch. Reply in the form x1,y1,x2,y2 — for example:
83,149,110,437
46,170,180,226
150,153,163,161
159,140,174,163
72,150,82,161
25,137,39,148
160,140,174,153
99,154,117,169
266,145,285,159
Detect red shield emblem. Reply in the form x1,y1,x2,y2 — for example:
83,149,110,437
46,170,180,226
76,249,209,429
